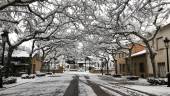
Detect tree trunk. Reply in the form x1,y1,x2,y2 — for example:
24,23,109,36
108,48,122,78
127,49,132,75
48,64,50,72
145,41,157,78
5,48,14,78
105,58,109,74
28,40,36,75
114,60,117,74
85,59,86,72
150,54,156,77
111,51,117,75
106,61,109,74
28,57,32,75
101,62,104,75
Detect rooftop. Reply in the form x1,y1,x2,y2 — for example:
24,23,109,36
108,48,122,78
131,50,146,57
12,50,30,57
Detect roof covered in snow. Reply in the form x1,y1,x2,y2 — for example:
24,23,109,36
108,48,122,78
131,50,146,57
77,61,85,63
12,50,30,57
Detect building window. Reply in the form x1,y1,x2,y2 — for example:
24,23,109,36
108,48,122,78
122,53,124,58
120,64,125,72
139,63,144,72
158,62,166,77
122,64,125,72
119,53,121,58
120,64,122,72
156,37,164,50
33,64,36,74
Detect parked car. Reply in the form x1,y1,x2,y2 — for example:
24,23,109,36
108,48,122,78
18,72,27,77
46,72,53,75
147,78,167,85
21,74,29,79
29,74,35,79
3,77,17,84
21,74,35,79
126,76,139,80
36,73,46,77
112,74,122,78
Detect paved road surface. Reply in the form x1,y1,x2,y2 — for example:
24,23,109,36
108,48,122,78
0,73,157,96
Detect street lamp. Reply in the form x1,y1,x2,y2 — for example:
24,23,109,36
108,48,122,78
0,31,8,88
164,37,170,72
164,37,170,87
100,58,104,75
114,59,118,75
85,57,89,72
85,57,86,72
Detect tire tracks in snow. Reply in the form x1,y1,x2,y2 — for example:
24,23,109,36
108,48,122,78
81,75,157,96
81,75,128,96
109,83,157,96
86,79,113,96
63,75,79,96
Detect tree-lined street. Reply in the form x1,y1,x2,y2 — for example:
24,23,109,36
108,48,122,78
0,0,170,95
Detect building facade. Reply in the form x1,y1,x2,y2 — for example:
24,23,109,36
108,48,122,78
127,50,149,78
31,54,42,74
151,24,170,77
116,44,150,78
11,49,42,75
116,24,170,78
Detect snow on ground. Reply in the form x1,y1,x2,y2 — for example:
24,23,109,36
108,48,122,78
3,73,64,88
3,77,35,88
74,71,97,96
1,72,170,96
79,81,97,96
126,85,170,96
0,73,73,96
97,74,170,96
86,74,149,96
100,86,122,96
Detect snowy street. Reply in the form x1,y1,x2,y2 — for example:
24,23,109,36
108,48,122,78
1,0,170,96
0,72,169,96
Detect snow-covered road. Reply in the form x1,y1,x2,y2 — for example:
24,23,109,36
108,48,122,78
0,72,165,96
0,74,72,96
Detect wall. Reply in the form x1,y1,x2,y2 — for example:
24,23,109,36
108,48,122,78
116,44,146,75
150,24,170,77
32,54,42,74
130,54,148,78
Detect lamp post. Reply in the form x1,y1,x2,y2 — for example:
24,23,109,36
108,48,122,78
115,59,118,75
100,58,104,75
0,31,8,88
164,37,170,87
102,60,104,75
88,58,90,71
85,57,89,72
85,57,86,72
164,37,170,72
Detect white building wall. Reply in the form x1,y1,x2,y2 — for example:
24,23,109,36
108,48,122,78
147,24,170,77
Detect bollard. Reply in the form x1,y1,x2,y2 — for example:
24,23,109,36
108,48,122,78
166,72,170,87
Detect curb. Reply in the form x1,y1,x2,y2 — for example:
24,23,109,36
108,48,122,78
0,82,30,91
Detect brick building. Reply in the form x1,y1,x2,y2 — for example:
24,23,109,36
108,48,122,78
116,44,150,78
